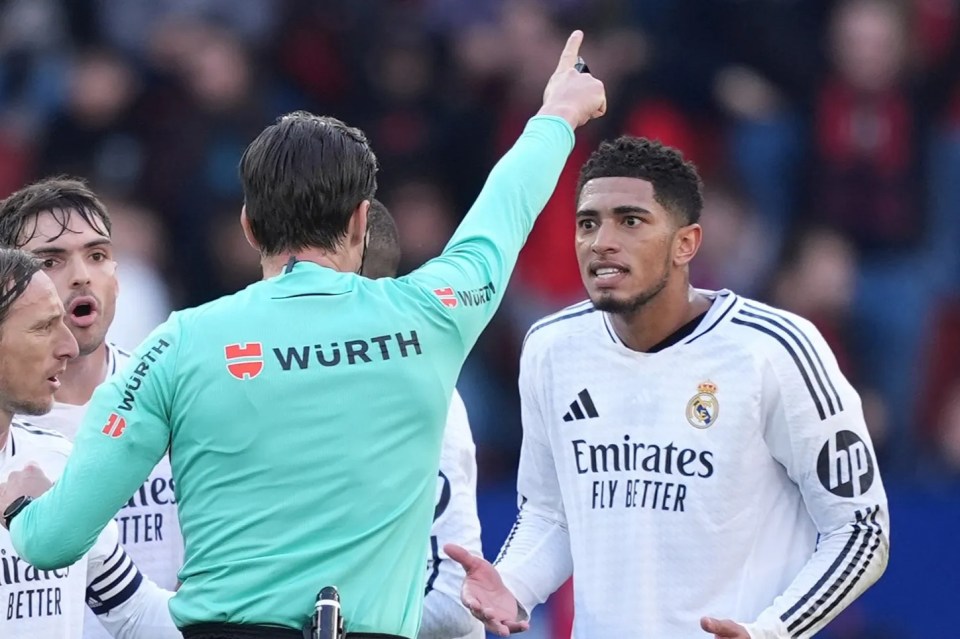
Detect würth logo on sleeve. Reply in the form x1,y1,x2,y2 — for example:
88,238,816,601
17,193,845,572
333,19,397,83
225,342,264,380
433,288,459,308
101,413,127,438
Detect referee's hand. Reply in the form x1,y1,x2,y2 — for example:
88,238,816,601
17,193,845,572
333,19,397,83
701,616,750,638
537,30,606,130
444,543,529,636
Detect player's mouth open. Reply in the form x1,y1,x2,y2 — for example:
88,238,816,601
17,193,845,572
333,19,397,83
68,296,99,328
47,370,64,390
590,263,629,286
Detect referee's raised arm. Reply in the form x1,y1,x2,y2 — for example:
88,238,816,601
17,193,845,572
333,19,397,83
404,30,606,352
6,29,605,639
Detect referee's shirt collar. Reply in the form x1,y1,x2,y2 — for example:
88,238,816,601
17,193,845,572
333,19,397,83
271,258,357,296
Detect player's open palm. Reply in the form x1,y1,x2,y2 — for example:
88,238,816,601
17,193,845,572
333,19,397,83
700,616,750,639
444,543,529,636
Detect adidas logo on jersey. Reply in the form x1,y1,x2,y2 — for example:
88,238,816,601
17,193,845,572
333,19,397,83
563,389,599,421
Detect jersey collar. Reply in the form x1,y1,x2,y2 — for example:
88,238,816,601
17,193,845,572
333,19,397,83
602,289,738,354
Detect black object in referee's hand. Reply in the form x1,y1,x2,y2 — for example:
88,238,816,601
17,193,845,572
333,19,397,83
575,56,590,73
311,586,344,639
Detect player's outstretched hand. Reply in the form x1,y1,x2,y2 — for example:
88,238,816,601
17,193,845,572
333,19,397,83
445,543,529,636
538,30,606,130
700,616,750,639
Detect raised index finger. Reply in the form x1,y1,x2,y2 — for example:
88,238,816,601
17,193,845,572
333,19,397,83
555,30,584,73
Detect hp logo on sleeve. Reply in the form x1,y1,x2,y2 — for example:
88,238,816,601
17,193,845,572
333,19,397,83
817,430,875,498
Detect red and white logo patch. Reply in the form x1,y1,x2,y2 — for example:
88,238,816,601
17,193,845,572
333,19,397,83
101,413,127,438
433,287,458,309
225,342,264,380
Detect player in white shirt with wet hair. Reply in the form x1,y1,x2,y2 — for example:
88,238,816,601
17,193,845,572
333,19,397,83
0,247,179,639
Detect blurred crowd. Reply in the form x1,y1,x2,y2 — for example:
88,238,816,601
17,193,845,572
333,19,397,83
2,0,960,486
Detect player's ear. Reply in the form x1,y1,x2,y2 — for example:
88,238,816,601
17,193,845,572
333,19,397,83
347,199,370,252
240,205,260,252
673,223,702,267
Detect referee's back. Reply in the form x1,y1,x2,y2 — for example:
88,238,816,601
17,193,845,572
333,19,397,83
11,113,577,638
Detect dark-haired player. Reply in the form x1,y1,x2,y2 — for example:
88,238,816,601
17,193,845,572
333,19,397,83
447,137,889,639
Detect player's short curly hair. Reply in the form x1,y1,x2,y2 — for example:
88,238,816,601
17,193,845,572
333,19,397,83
576,136,704,226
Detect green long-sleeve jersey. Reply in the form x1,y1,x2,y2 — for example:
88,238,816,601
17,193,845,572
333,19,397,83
12,115,575,637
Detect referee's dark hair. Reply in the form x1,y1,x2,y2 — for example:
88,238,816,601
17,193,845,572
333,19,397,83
239,111,379,256
0,248,43,330
576,136,704,226
0,176,111,249
360,199,401,280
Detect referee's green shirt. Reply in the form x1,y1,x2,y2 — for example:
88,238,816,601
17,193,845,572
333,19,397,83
12,115,575,637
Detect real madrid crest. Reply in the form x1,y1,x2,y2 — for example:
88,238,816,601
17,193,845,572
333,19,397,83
686,381,719,429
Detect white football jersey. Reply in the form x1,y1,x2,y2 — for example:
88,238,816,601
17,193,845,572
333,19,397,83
496,291,889,639
422,390,485,639
1,422,179,639
20,342,183,639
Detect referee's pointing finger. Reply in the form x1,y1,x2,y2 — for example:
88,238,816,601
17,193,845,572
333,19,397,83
555,30,584,73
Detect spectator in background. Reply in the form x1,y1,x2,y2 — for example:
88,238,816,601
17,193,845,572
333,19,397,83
809,0,933,469
39,48,146,195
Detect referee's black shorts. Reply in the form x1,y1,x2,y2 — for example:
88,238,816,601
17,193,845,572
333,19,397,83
181,622,406,639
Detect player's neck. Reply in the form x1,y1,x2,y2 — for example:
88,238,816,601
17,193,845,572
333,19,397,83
56,341,109,406
609,281,712,352
261,249,355,279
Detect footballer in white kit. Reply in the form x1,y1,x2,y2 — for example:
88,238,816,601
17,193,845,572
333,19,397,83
0,178,183,639
501,292,888,638
448,136,888,639
422,391,485,639
1,421,180,639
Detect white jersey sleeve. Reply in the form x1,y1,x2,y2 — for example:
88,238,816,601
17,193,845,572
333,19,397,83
86,521,180,639
494,336,573,615
420,391,484,639
738,307,890,639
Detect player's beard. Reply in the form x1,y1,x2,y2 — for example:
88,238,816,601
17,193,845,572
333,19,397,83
0,393,52,417
591,262,670,317
593,273,668,316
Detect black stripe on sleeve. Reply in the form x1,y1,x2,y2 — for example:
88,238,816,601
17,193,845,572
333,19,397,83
424,535,441,596
791,508,884,637
743,303,844,412
495,496,527,565
737,309,837,417
779,507,868,624
88,544,123,589
731,315,827,420
93,557,135,597
88,570,143,615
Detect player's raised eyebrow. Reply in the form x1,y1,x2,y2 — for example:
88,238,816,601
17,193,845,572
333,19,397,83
575,205,652,217
612,205,652,216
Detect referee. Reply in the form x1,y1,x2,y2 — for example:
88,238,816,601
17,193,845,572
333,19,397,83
2,31,605,639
